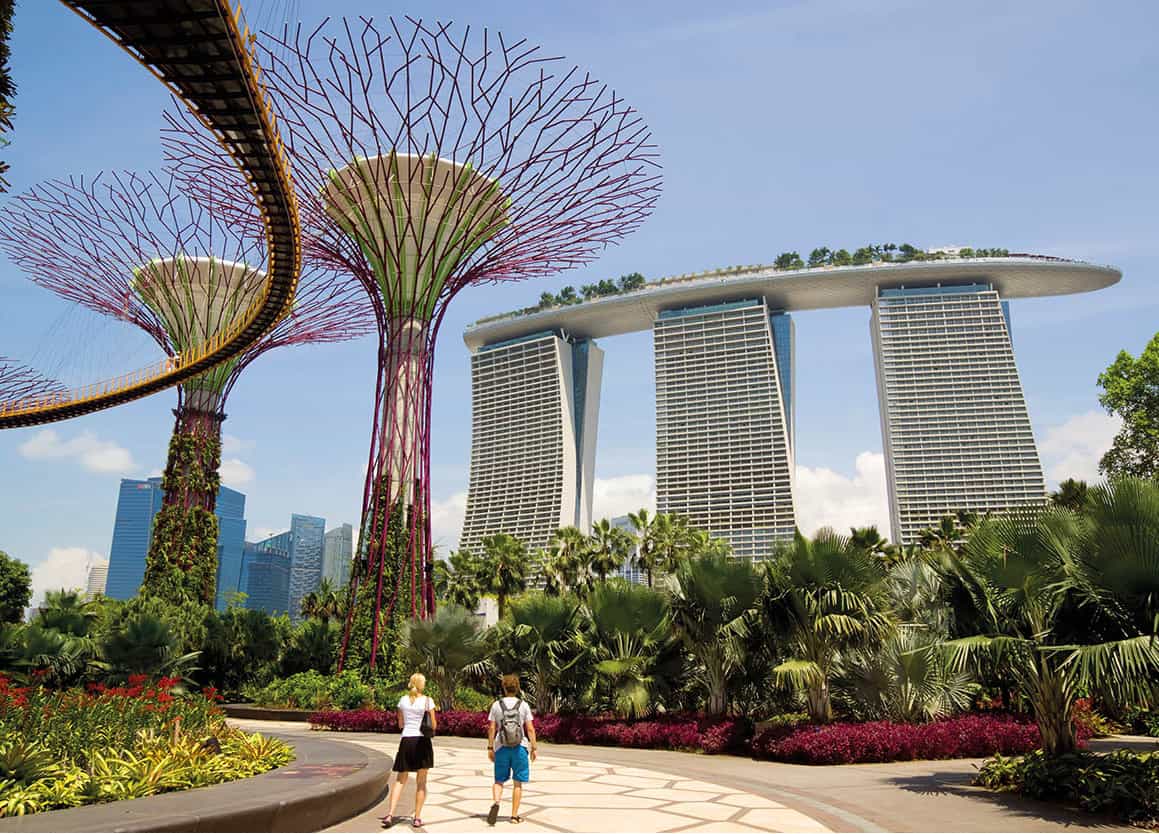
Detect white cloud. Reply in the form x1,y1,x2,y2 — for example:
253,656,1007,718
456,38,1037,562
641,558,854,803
219,457,255,487
19,429,135,474
592,474,655,523
430,491,467,555
221,434,252,455
29,547,100,607
1038,410,1121,485
795,451,891,540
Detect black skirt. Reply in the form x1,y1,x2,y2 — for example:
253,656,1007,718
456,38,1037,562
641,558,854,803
393,736,434,772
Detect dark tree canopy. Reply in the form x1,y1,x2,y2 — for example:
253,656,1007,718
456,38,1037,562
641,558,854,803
1098,332,1159,479
0,549,32,623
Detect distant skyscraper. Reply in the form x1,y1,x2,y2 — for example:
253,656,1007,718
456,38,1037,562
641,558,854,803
243,534,291,614
610,515,644,585
322,524,353,588
872,284,1047,544
461,330,604,554
85,557,109,598
214,487,248,610
105,479,164,599
654,299,796,561
105,477,247,605
287,513,326,622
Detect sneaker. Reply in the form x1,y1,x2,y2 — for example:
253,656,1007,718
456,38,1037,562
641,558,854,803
487,803,500,826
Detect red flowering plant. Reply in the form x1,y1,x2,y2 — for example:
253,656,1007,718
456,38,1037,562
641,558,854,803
309,708,749,754
0,673,226,767
751,713,1091,765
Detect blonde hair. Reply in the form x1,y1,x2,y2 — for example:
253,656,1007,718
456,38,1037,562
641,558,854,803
408,672,426,702
501,674,520,696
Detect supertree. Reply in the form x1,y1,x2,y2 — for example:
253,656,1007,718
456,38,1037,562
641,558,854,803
0,170,373,607
0,358,65,404
163,16,662,674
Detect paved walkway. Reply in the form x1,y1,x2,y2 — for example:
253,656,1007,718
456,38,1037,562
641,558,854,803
236,720,1156,833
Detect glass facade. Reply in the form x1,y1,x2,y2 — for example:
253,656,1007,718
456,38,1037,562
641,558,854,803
322,524,353,588
105,477,246,605
105,479,165,600
287,513,326,622
243,534,291,615
213,486,248,611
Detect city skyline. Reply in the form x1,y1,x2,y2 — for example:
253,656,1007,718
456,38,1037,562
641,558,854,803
2,0,1157,597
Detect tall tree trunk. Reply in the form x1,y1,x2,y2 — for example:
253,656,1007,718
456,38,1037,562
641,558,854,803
806,680,832,723
1032,666,1077,756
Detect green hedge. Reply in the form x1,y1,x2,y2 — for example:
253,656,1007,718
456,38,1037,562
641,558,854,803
976,750,1159,826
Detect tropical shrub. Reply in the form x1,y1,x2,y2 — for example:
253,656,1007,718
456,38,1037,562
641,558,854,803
582,581,681,718
941,490,1159,756
976,749,1159,826
401,605,488,711
763,529,893,723
0,673,291,816
242,670,371,711
669,553,761,715
751,714,1065,765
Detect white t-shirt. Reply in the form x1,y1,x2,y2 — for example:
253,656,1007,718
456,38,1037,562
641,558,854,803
397,694,434,738
489,697,534,750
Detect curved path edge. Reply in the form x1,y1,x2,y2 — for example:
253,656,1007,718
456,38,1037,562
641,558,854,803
236,720,1143,833
0,734,390,833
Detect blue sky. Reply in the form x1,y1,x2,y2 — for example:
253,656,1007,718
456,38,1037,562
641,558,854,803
2,0,1157,602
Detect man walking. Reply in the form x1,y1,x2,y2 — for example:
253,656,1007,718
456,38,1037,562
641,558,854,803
487,674,538,825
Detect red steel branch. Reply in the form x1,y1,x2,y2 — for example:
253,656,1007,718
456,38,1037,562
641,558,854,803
0,358,66,402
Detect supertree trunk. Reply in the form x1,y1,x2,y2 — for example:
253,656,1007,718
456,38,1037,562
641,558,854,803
340,319,435,676
142,393,225,606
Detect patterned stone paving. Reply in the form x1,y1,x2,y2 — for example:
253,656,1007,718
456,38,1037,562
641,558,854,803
325,739,830,833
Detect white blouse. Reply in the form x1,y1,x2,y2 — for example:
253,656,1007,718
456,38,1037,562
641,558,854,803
397,694,434,738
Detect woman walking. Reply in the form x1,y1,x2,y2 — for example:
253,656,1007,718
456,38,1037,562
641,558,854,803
382,673,437,829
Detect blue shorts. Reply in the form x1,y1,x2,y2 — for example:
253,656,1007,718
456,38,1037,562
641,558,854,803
493,745,530,784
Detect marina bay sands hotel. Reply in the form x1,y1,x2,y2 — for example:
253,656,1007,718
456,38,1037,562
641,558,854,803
459,254,1120,557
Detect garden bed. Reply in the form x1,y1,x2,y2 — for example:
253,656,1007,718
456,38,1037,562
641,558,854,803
0,675,293,817
751,714,1088,765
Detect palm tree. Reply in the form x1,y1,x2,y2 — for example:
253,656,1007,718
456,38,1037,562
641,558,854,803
402,605,488,711
300,578,343,625
1049,478,1089,512
587,519,632,582
491,593,583,714
35,590,98,637
849,526,899,565
434,549,483,611
941,489,1159,755
684,528,732,560
546,527,589,595
628,508,661,588
668,552,761,715
476,533,529,621
652,513,692,576
763,529,894,722
102,614,200,680
842,560,974,722
583,580,679,718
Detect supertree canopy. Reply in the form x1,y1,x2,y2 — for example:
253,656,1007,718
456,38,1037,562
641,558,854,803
163,16,662,674
0,357,65,403
0,170,372,606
